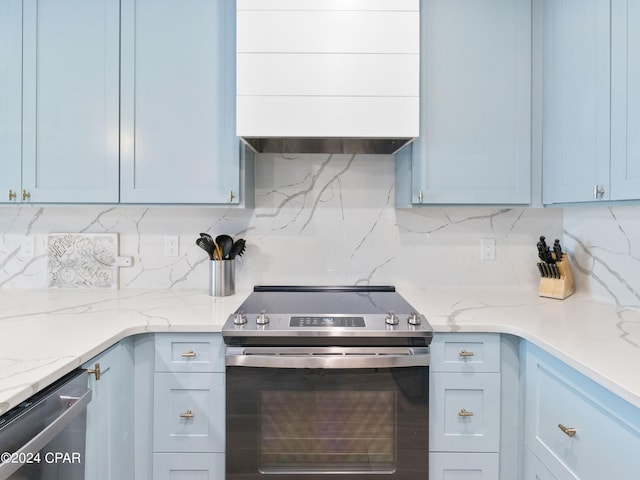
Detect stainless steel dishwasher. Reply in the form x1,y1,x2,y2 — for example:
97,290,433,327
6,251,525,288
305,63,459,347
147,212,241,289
0,369,92,480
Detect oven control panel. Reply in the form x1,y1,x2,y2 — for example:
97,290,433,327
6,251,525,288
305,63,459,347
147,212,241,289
290,316,366,328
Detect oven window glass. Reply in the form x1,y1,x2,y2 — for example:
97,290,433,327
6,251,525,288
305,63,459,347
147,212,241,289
260,391,395,474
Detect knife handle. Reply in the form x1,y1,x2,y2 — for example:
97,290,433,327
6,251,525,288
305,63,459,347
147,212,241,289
537,263,545,277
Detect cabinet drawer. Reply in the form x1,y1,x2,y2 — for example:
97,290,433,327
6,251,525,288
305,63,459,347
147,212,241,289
430,333,500,373
430,372,501,452
429,452,499,479
153,452,224,479
525,344,640,480
153,372,225,453
155,333,224,373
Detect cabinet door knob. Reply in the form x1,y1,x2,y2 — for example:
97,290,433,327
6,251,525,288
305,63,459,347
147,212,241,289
88,363,101,381
557,423,576,437
417,190,424,203
8,189,17,201
179,409,194,419
229,190,235,202
593,184,605,199
180,350,196,358
459,350,475,358
458,408,474,417
22,189,31,201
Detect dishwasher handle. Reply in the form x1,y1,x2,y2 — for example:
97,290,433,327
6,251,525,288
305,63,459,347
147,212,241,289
226,346,430,369
0,388,92,480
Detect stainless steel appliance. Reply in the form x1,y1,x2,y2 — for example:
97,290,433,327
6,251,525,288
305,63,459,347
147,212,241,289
0,369,91,480
223,286,432,480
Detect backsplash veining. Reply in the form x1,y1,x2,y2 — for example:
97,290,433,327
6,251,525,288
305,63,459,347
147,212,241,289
3,154,563,291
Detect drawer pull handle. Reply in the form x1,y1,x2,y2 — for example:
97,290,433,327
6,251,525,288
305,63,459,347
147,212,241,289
179,409,194,419
459,350,475,357
180,350,196,358
88,363,101,381
558,424,576,437
458,408,474,417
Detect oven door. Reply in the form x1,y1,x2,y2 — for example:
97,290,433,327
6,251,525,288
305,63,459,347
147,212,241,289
226,347,429,480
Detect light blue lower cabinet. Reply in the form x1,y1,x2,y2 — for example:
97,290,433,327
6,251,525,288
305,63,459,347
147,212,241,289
430,452,500,479
153,453,224,480
429,333,502,479
524,342,640,480
83,339,134,480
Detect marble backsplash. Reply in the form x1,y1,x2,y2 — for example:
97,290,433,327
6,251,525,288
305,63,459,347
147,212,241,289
564,205,640,308
2,153,564,292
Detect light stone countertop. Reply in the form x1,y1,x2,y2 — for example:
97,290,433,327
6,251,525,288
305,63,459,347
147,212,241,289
1,287,639,415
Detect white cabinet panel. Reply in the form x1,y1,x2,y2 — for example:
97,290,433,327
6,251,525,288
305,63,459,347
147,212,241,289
238,97,419,138
237,10,418,53
238,0,418,11
21,0,120,203
121,0,238,204
0,0,21,204
237,53,418,97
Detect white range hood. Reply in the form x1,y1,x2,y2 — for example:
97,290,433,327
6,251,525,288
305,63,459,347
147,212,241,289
236,0,420,154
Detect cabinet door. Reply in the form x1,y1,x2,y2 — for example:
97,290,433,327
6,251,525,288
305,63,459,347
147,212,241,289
120,0,239,204
542,0,611,203
21,0,120,203
0,0,22,204
83,340,134,480
430,452,499,480
412,0,531,204
611,0,640,199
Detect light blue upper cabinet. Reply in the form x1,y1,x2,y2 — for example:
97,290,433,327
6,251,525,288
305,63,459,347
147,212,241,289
21,0,120,203
542,0,611,204
0,0,22,204
120,0,239,204
611,0,640,200
400,0,531,206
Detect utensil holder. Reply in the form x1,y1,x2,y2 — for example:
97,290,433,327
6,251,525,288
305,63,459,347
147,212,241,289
209,259,235,297
538,255,575,300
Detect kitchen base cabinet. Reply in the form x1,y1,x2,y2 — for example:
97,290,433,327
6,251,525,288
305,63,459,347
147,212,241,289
83,339,134,480
430,333,501,479
153,452,224,480
524,342,640,480
430,452,499,479
151,334,226,477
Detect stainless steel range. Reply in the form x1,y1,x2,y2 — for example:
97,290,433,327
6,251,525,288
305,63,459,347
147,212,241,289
223,286,432,480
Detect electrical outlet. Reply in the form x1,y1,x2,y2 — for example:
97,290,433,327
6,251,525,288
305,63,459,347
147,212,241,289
164,235,179,257
480,238,495,261
20,236,35,258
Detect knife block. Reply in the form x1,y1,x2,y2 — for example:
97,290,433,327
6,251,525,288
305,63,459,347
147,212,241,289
538,254,575,300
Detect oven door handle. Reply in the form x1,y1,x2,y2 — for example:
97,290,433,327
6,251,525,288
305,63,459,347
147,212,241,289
225,346,430,369
0,388,92,480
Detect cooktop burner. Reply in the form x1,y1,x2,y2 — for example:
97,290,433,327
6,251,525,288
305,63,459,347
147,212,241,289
222,285,433,347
